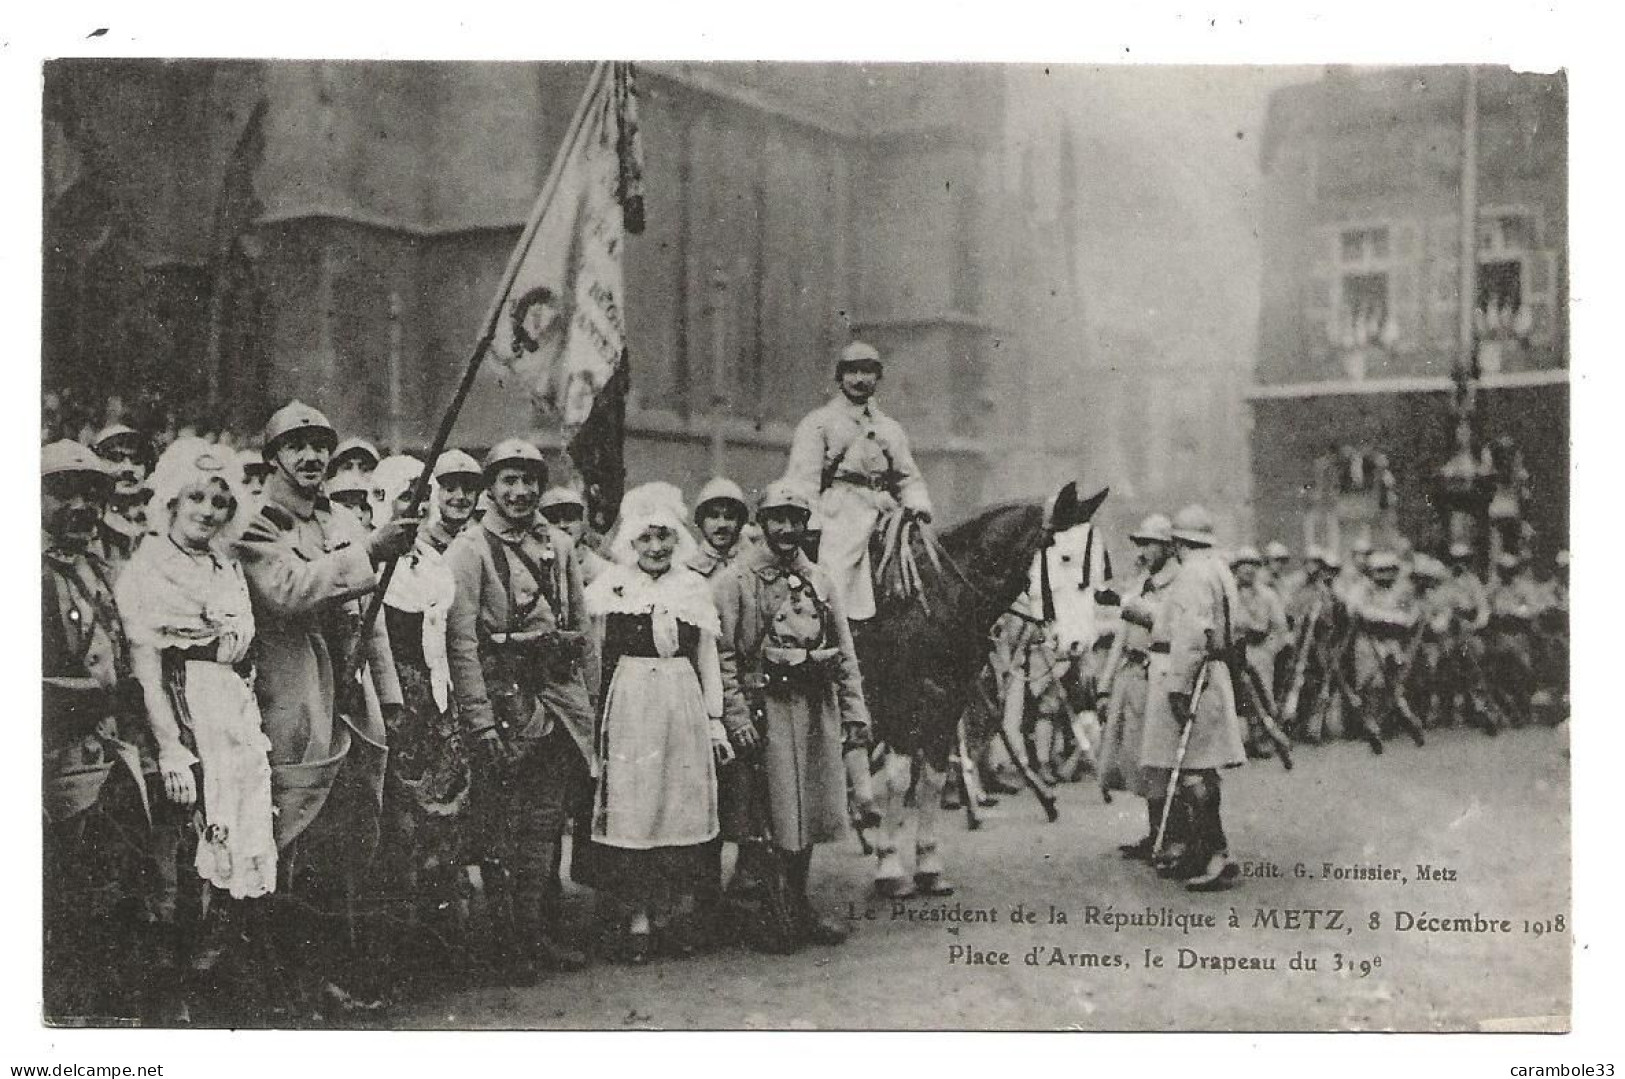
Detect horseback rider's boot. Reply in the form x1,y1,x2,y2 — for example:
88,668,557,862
785,849,848,946
1119,799,1164,861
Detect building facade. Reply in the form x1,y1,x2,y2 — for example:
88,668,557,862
45,60,1099,525
1249,66,1568,559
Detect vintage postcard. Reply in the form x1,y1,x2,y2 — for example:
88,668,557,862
11,4,1601,1065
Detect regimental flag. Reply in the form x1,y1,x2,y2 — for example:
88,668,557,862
485,61,644,527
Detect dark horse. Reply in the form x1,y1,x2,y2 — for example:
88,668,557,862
849,480,1108,898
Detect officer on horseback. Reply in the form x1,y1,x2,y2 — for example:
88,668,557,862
785,340,934,621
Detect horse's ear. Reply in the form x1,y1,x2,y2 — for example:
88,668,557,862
1050,482,1109,530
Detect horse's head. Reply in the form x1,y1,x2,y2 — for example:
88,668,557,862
1032,519,1113,655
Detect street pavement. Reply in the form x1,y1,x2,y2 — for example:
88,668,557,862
394,723,1570,1031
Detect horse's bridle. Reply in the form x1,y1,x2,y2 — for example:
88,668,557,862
924,521,1050,627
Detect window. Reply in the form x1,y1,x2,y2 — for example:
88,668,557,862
1474,210,1538,340
1333,225,1397,350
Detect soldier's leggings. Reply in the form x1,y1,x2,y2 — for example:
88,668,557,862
469,726,587,906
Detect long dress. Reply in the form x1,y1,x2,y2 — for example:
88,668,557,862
578,564,723,905
380,540,469,891
116,536,277,899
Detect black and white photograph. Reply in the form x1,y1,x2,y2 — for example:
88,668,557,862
8,3,1610,1065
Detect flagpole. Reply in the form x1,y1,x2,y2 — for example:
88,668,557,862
345,60,614,679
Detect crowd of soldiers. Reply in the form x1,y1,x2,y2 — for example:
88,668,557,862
1090,513,1569,892
40,333,1569,1025
40,341,931,1025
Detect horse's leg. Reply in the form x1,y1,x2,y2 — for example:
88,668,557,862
872,748,915,899
955,714,983,830
914,750,957,897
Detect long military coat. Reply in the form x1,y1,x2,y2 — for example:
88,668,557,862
236,472,401,853
713,544,870,851
1141,549,1247,771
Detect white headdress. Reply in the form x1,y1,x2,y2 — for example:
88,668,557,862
609,481,699,567
145,436,249,540
370,453,425,525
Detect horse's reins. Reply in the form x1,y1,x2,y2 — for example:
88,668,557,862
913,520,1049,627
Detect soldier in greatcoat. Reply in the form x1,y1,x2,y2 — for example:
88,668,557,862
713,480,871,945
445,440,598,980
1098,513,1179,858
784,341,933,621
1139,505,1247,892
234,401,416,1009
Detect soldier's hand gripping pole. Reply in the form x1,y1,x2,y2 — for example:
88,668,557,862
1151,660,1210,859
341,62,616,682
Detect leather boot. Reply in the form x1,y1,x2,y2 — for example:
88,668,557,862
519,855,588,973
1119,799,1162,861
480,863,536,986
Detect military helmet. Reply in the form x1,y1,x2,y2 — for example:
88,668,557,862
1230,544,1262,566
432,449,483,483
1367,550,1401,574
329,436,381,473
91,422,151,459
1170,504,1216,547
694,476,749,520
325,472,371,500
540,486,588,512
758,478,814,517
42,440,115,485
836,340,883,373
1265,540,1291,561
483,438,548,482
262,400,338,459
1130,513,1173,545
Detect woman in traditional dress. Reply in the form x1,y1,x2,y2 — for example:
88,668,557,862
371,455,472,934
117,437,276,1013
582,484,733,963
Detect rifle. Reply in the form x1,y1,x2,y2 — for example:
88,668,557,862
1151,659,1209,859
1219,590,1292,769
1381,618,1429,747
1280,596,1322,724
1231,655,1294,770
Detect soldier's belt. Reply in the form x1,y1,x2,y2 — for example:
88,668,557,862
831,471,891,492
